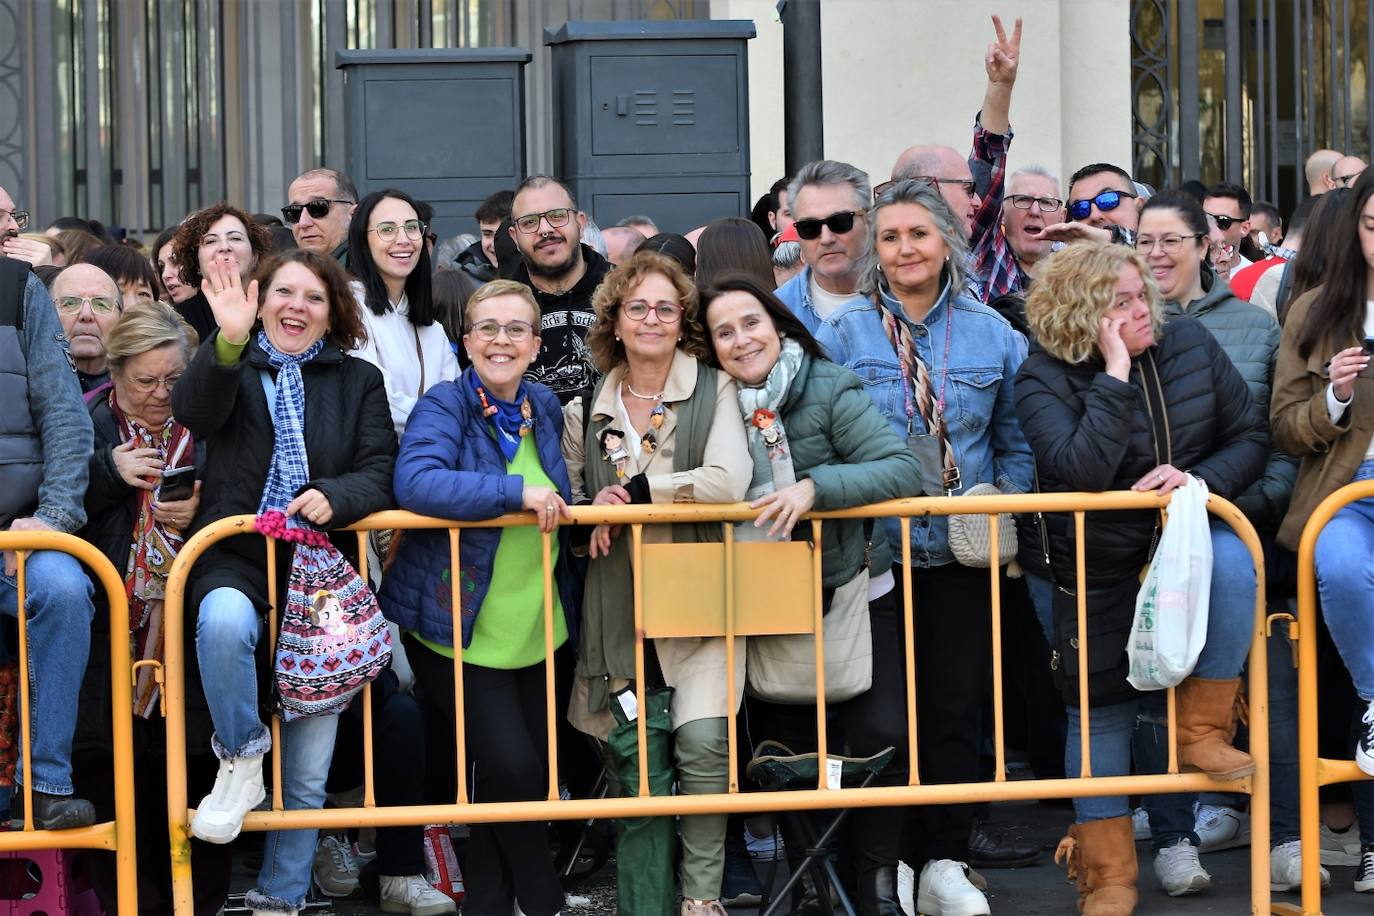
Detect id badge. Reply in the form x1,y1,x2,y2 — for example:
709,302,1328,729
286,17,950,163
907,434,947,498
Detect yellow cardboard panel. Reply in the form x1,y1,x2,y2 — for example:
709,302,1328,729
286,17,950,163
641,541,817,638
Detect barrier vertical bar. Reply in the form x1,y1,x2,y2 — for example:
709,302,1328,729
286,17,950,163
632,524,649,797
1297,490,1330,915
15,551,32,831
449,529,468,804
901,518,919,785
542,527,559,800
723,523,738,793
103,538,139,916
1075,511,1091,777
166,531,195,914
356,531,375,808
812,518,827,787
989,514,1005,782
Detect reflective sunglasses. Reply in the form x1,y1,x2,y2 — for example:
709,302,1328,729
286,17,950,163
469,319,534,342
1067,189,1137,221
873,176,977,201
1006,194,1064,212
513,208,573,234
0,209,29,230
368,220,426,243
792,210,863,240
1205,212,1243,231
280,198,353,225
57,295,118,314
622,299,683,323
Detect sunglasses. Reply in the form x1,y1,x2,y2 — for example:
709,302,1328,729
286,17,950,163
0,209,29,230
873,176,978,201
1205,212,1243,231
1067,189,1137,222
793,210,864,240
280,198,353,225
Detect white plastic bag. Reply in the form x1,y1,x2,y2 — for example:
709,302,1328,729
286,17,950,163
1127,475,1213,691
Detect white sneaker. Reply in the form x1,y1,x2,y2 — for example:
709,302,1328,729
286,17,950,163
744,824,783,861
379,874,458,915
251,910,296,916
1357,700,1374,777
1132,806,1151,842
313,834,359,897
1271,839,1329,892
915,859,990,916
1195,804,1250,852
1153,838,1212,897
1321,822,1362,867
190,754,265,844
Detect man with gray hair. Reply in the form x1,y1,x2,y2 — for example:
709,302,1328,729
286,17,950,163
282,167,358,262
977,164,1064,299
773,159,872,334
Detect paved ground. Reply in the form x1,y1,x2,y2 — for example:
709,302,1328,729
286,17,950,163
221,798,1371,914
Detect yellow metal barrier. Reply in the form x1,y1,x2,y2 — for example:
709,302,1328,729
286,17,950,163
162,492,1272,914
0,531,138,913
1290,479,1374,916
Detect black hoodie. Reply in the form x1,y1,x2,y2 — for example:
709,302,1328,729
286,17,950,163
513,244,612,403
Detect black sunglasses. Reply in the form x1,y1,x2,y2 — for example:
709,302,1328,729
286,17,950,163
1205,212,1243,231
793,210,864,240
280,197,353,225
1067,189,1137,222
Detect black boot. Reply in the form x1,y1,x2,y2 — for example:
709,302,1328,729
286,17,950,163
859,865,904,916
18,790,97,830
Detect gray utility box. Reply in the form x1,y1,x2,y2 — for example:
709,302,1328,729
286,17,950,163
545,20,755,235
336,48,531,241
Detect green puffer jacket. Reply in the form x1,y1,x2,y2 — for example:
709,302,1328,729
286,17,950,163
1163,268,1297,532
776,352,924,587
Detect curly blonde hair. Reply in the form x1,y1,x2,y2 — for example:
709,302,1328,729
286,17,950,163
586,250,710,371
1024,241,1163,364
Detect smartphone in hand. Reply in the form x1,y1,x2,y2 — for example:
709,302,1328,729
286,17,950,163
158,465,196,502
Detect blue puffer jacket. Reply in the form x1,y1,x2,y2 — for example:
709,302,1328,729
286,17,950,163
379,368,578,650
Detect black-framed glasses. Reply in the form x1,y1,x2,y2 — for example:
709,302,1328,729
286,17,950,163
368,220,426,243
0,209,29,230
57,295,118,314
621,299,683,323
513,208,573,234
873,176,977,201
1205,212,1243,231
469,319,535,342
793,210,863,240
1335,171,1365,188
280,198,353,225
1067,189,1137,221
1135,233,1206,254
1006,194,1064,212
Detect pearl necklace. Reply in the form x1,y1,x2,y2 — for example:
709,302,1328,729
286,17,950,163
625,381,666,401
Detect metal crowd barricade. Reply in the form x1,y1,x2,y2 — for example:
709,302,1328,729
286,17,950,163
162,492,1273,915
0,531,138,914
1290,479,1374,916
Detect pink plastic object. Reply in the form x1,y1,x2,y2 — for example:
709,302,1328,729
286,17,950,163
0,848,76,915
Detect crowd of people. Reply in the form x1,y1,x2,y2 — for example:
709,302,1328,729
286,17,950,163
2,12,1374,916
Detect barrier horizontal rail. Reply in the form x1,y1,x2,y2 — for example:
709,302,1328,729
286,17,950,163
0,531,137,913
162,491,1272,914
1291,479,1374,916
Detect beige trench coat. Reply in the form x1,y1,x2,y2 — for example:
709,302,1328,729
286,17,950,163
562,349,752,737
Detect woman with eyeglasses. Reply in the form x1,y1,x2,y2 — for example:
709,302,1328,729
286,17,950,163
382,279,576,916
812,179,1032,915
563,250,751,916
171,202,275,342
347,189,459,439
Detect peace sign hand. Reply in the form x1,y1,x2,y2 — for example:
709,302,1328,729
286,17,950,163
986,15,1023,87
202,255,258,346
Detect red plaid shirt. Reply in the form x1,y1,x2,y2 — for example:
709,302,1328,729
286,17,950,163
969,118,1025,302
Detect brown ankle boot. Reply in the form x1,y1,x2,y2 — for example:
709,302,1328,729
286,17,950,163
1059,817,1137,915
1176,676,1256,780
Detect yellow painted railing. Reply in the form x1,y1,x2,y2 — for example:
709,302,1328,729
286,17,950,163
1291,479,1374,916
161,492,1273,914
0,531,138,913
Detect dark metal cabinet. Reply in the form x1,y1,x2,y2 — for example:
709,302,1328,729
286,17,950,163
545,20,755,235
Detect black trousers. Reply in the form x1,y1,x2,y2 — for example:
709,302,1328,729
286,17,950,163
899,561,993,869
747,584,910,875
406,636,564,916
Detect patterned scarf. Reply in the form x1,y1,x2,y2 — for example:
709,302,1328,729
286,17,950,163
736,338,803,520
110,390,194,718
468,371,534,462
256,331,325,533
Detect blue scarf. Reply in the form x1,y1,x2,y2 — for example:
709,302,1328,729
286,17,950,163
468,371,534,462
257,331,326,536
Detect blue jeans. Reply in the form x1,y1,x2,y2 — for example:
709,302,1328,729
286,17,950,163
1315,458,1374,699
0,550,93,795
197,587,340,910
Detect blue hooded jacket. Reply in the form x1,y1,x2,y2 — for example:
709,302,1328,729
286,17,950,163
379,367,578,650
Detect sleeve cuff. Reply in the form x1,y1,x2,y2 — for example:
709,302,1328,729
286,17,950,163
503,475,525,512
214,332,249,366
1326,383,1351,424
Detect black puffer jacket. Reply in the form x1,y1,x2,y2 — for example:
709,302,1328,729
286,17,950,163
170,332,397,619
1014,318,1267,705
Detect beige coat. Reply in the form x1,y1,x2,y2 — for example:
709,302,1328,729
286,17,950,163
1271,289,1374,549
562,349,752,736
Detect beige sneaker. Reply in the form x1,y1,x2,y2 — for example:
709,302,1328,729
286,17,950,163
680,899,727,916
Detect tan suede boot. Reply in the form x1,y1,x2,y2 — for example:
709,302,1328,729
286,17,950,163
1060,817,1138,915
1176,676,1256,780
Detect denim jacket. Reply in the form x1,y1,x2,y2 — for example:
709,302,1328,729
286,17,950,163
775,266,869,337
21,273,91,533
814,281,1032,567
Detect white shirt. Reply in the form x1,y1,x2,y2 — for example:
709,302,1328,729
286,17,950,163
810,274,855,320
350,282,460,438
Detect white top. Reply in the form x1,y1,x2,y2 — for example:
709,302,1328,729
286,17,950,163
349,282,460,439
809,274,854,320
1324,301,1374,460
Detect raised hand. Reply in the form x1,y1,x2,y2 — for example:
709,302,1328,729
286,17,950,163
202,254,258,345
986,15,1023,86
